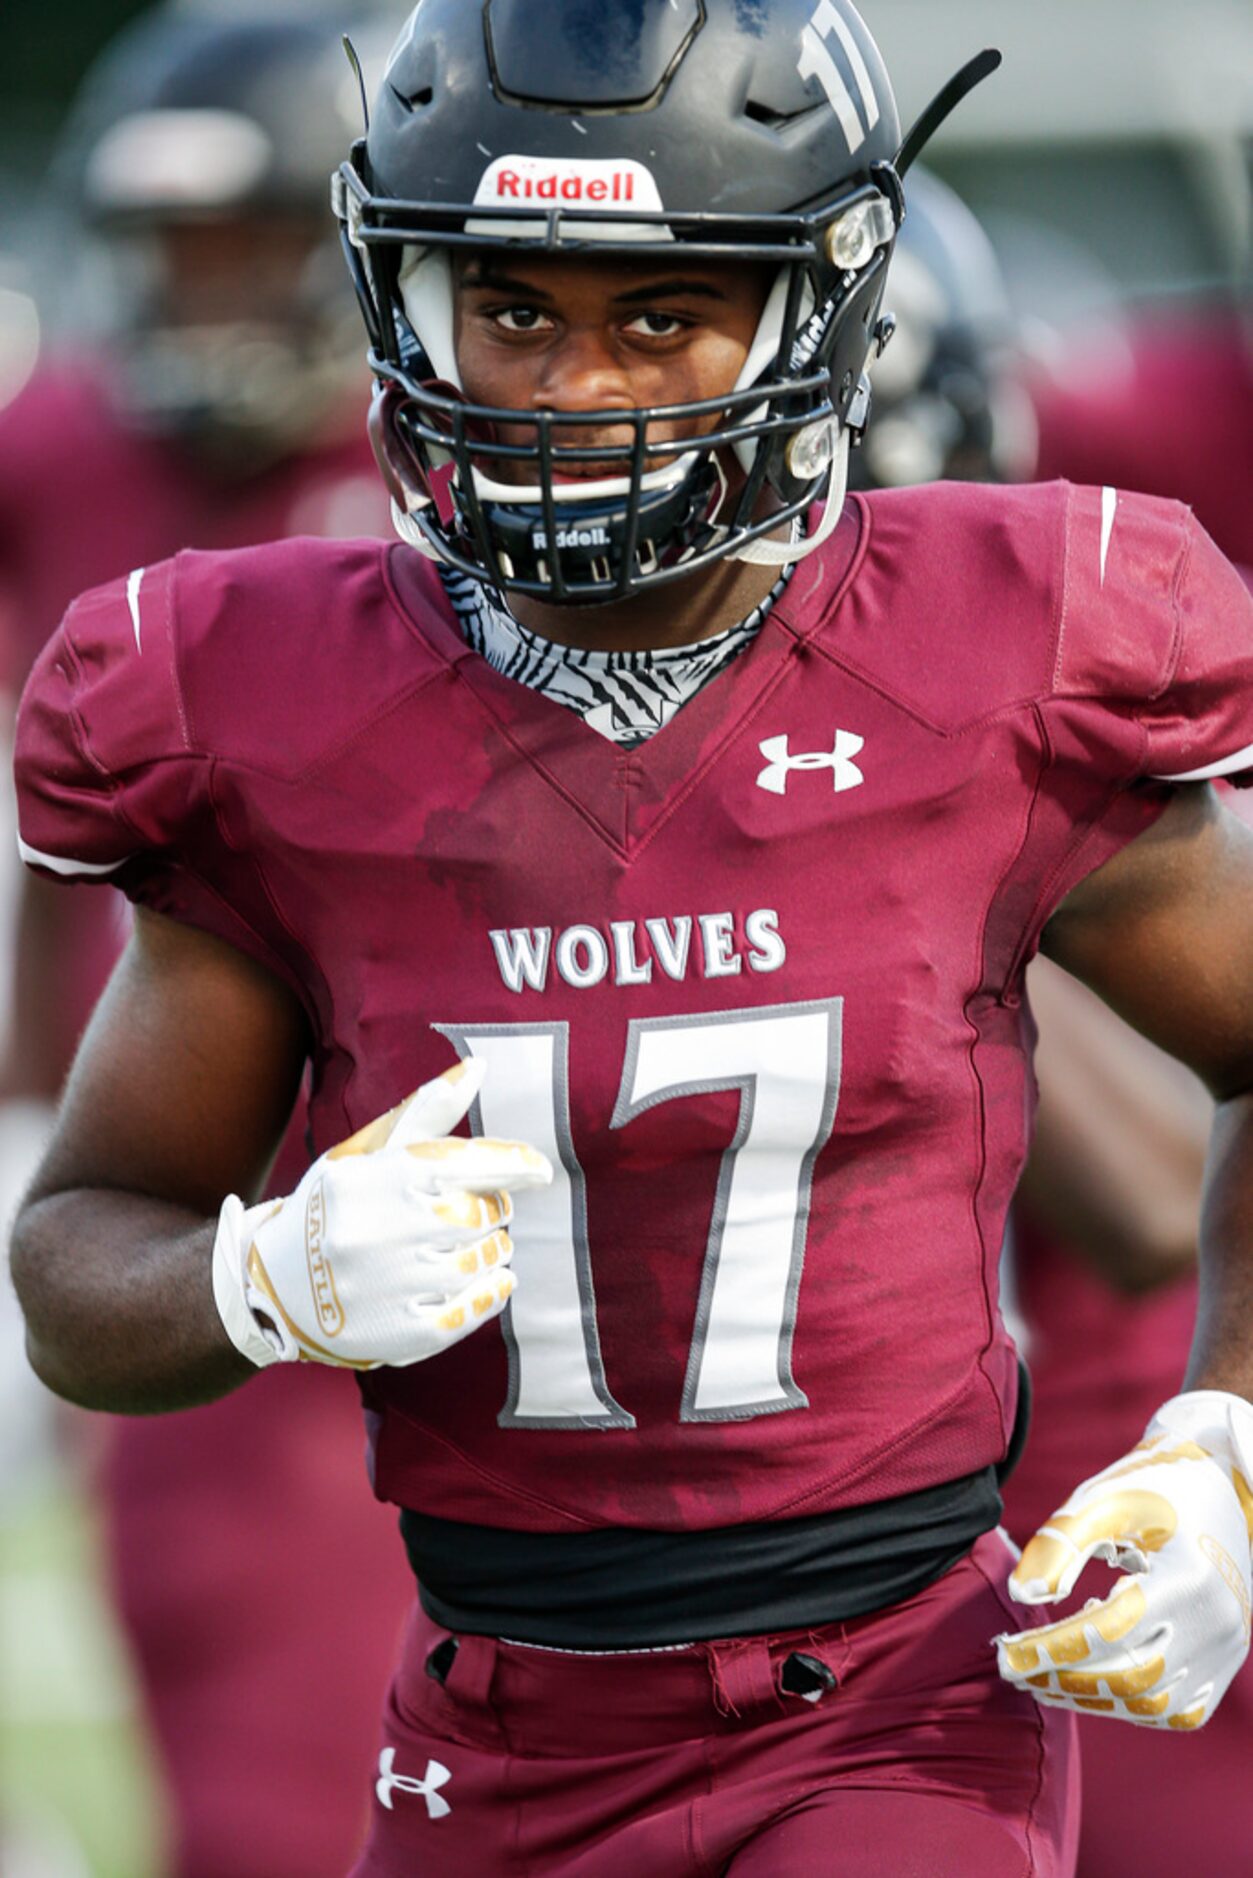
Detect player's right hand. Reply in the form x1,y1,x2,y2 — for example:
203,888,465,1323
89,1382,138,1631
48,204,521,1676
211,1059,551,1370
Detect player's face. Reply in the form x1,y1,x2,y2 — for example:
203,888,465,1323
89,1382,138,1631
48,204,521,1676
153,216,330,328
453,252,772,484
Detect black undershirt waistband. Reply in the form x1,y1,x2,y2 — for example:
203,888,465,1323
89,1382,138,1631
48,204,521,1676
402,1371,1031,1649
401,1463,1005,1648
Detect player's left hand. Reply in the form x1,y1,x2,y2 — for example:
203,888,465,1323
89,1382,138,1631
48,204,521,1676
995,1390,1253,1729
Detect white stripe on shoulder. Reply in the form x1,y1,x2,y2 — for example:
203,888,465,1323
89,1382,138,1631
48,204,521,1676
1153,739,1253,783
17,836,128,879
1099,486,1117,588
126,566,146,652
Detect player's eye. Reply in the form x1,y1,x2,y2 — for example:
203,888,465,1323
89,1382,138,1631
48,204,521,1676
624,311,688,338
491,305,553,334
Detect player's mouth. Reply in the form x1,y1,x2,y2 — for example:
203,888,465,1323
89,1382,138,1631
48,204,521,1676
550,462,629,483
478,421,702,488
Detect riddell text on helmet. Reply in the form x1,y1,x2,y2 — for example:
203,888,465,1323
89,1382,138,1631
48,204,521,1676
473,155,664,211
498,169,635,202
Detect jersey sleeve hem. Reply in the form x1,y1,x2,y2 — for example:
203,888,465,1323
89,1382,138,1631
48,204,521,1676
1151,738,1253,784
16,836,130,879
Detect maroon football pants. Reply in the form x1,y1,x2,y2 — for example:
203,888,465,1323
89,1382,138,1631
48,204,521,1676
352,1529,1078,1875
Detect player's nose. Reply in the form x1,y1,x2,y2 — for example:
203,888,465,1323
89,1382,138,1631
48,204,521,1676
531,327,634,414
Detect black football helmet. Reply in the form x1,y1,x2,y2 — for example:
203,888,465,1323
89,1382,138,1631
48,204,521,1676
854,168,1038,490
336,0,993,602
62,8,390,462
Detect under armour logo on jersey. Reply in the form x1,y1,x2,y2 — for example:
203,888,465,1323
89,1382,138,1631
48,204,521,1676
376,1748,452,1819
756,730,865,796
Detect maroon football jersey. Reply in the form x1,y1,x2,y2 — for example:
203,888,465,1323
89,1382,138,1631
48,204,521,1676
15,481,1253,1533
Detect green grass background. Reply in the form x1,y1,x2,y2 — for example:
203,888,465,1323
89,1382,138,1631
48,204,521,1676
1,1480,164,1878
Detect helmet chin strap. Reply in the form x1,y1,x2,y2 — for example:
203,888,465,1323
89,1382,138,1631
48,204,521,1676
729,421,849,566
390,425,852,575
390,494,448,561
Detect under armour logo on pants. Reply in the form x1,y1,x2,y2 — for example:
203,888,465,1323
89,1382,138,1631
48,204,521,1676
376,1748,452,1818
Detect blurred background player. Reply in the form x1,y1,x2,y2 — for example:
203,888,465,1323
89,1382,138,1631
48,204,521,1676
851,165,1038,495
969,15,1253,1869
864,153,1253,1878
0,10,413,1877
997,208,1253,1878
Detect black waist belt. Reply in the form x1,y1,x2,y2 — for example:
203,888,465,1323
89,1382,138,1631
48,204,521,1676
401,1461,1006,1649
402,1369,1031,1649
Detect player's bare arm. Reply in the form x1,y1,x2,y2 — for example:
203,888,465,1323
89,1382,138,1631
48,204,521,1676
10,907,306,1411
997,782,1253,1731
1041,779,1253,1384
1014,955,1211,1293
11,906,551,1412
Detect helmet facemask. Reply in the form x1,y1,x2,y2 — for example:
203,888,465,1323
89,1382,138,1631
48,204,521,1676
338,161,899,603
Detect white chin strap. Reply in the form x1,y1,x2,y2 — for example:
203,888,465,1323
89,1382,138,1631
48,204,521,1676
390,494,446,560
728,421,850,567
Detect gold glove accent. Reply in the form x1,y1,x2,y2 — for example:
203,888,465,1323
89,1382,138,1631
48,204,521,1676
246,1245,376,1370
1013,1490,1178,1596
1000,1580,1147,1675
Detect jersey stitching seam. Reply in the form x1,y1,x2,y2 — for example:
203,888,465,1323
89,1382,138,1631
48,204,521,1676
1136,508,1194,761
383,546,639,855
384,1403,606,1527
445,683,635,858
748,1369,1004,1520
56,614,112,784
995,702,1056,999
1050,481,1072,695
620,644,814,865
166,557,194,754
962,961,1023,1452
1003,699,1149,981
801,634,1069,744
1159,505,1191,699
966,702,1054,1447
175,541,453,787
969,1536,1046,1877
289,663,453,785
767,492,869,647
202,754,328,1037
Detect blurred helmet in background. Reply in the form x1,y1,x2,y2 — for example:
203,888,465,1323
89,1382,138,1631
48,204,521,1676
59,8,388,466
855,166,1037,489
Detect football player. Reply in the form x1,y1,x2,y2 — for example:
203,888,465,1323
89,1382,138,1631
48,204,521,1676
1000,205,1253,1878
0,13,412,1878
10,4,1253,1873
850,165,1037,492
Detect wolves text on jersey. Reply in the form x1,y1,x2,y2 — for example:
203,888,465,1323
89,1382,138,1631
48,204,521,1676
488,908,786,994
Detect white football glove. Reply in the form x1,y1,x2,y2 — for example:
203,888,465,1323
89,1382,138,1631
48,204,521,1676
996,1390,1253,1730
211,1059,552,1371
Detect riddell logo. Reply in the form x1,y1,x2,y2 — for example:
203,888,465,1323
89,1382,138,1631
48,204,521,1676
533,522,611,550
305,1181,344,1336
474,155,663,212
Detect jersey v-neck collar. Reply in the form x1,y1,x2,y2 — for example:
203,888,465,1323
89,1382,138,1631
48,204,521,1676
384,504,867,860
